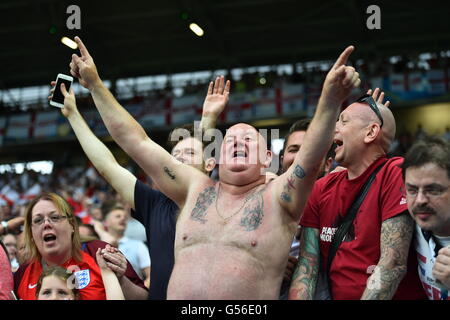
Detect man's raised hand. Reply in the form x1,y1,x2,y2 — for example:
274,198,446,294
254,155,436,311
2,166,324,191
202,75,231,118
322,46,360,105
69,36,101,90
367,88,391,108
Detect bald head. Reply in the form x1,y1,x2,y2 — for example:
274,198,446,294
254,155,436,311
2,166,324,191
347,102,396,152
225,123,268,148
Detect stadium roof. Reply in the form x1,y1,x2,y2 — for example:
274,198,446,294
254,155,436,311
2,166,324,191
1,0,450,89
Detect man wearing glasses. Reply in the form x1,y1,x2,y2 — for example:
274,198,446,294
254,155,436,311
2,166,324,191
289,89,426,300
402,137,450,300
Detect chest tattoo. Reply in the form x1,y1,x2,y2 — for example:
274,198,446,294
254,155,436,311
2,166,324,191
190,186,216,224
240,187,265,231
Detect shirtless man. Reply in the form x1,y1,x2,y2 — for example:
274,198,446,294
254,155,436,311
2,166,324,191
69,36,360,299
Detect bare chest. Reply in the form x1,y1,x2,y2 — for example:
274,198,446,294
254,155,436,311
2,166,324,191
175,183,295,255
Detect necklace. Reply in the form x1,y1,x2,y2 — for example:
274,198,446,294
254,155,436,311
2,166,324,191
215,183,257,222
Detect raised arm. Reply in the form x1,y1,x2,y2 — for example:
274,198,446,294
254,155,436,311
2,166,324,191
288,227,320,300
49,82,137,209
361,212,413,299
69,36,207,207
274,46,360,220
199,76,230,131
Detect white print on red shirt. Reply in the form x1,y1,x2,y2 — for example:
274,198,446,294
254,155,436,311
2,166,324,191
320,227,338,242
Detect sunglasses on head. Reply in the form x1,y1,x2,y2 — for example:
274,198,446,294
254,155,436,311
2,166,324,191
356,94,384,128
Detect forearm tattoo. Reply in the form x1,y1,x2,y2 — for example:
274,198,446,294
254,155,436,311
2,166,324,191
164,167,176,180
190,186,216,224
361,212,413,300
289,227,320,300
281,164,306,203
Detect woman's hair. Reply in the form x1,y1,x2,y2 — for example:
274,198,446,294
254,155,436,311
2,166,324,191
24,192,82,263
35,266,80,299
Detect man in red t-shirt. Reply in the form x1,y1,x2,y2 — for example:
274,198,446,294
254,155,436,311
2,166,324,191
289,92,426,300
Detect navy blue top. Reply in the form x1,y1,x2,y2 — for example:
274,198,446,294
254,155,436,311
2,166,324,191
131,180,177,300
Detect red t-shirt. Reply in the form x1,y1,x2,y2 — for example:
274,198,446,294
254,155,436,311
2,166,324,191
301,156,426,300
16,251,106,300
14,240,146,300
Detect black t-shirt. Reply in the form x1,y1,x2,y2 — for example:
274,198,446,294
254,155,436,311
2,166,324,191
131,180,178,300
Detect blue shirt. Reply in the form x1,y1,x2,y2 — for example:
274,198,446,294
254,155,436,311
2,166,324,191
131,180,177,300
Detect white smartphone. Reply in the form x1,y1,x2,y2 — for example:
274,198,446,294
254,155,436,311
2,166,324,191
50,73,73,108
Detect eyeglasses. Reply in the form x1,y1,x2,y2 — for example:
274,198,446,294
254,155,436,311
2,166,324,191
356,94,384,128
405,185,449,199
32,214,68,226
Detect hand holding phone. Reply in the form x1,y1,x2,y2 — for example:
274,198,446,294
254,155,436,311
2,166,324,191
50,74,73,108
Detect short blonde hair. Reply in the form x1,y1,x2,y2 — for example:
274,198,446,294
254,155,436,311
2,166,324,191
24,192,82,263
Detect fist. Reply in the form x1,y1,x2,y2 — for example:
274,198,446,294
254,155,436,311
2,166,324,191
433,246,450,290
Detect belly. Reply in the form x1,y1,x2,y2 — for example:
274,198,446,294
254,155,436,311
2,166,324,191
167,243,282,300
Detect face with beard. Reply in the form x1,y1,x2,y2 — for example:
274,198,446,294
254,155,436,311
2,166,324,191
405,162,450,236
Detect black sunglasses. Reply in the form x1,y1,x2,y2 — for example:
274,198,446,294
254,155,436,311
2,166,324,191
356,94,384,128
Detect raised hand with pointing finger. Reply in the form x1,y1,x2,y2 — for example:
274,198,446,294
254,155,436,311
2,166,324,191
70,36,101,90
321,46,360,106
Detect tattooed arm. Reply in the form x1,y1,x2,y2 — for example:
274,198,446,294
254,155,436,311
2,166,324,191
361,211,413,300
274,46,360,220
69,37,208,207
288,227,320,300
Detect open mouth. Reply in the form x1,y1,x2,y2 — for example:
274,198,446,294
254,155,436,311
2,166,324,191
334,139,343,147
233,150,247,158
43,234,57,243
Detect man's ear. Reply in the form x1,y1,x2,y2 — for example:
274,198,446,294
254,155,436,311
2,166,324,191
263,150,273,168
204,157,216,173
324,157,333,175
364,123,381,144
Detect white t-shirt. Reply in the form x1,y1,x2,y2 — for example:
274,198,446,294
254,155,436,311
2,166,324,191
118,237,151,280
414,224,450,300
124,218,147,243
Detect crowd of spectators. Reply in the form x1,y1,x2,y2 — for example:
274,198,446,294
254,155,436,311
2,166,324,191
1,52,449,115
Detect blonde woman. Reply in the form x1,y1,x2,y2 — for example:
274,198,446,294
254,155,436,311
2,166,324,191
14,192,146,299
